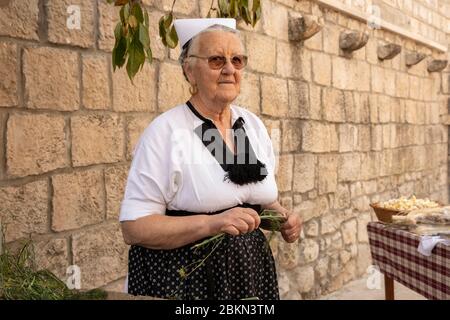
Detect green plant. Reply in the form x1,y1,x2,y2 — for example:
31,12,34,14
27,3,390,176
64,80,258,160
107,0,262,82
212,0,261,27
0,238,107,300
108,0,152,83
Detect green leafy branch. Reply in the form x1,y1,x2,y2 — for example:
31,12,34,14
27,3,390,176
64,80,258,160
107,0,262,83
211,0,261,27
108,0,152,83
159,0,179,49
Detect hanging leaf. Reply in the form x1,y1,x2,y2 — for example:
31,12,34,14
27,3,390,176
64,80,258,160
112,23,127,71
128,15,138,29
230,0,238,17
252,0,261,27
119,5,125,23
158,16,166,40
159,13,177,48
164,12,173,29
240,0,251,25
166,25,179,48
242,8,251,25
218,0,230,17
112,34,127,71
139,23,150,49
126,32,145,83
130,2,144,23
113,22,123,42
123,3,130,21
126,30,132,49
159,13,172,41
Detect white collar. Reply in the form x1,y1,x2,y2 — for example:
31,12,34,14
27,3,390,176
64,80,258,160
186,102,241,129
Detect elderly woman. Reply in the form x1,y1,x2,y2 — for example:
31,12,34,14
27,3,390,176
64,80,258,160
119,18,302,300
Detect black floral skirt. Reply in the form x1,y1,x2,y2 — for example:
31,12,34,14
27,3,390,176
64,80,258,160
127,227,279,300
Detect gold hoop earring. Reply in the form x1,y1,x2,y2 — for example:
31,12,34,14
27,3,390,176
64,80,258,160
189,84,198,95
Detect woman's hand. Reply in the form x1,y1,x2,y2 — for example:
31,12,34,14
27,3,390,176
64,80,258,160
211,207,261,236
279,209,302,243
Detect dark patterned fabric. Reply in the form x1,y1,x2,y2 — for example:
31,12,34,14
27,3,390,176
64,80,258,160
127,228,279,300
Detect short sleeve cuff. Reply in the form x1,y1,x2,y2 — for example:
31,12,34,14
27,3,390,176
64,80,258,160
119,199,166,221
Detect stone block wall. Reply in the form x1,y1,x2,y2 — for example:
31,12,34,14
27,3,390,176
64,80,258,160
0,0,449,298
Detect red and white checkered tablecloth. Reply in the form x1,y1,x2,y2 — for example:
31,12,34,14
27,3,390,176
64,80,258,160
367,222,450,300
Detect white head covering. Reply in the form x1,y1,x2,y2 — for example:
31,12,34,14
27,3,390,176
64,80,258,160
173,18,236,48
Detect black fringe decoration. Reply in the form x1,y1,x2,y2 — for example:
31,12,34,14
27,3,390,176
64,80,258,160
224,158,268,186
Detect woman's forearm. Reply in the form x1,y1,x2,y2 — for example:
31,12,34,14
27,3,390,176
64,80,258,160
121,214,219,250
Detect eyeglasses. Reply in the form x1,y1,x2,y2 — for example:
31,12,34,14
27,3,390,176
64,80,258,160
187,54,248,70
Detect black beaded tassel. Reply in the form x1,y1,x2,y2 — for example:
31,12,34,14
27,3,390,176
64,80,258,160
224,158,268,185
223,119,268,186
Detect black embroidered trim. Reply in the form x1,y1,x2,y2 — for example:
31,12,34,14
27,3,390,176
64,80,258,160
186,101,267,186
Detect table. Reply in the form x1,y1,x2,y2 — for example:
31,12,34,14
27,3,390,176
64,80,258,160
367,222,450,300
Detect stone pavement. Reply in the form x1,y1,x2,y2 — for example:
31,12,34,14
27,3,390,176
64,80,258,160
320,276,426,300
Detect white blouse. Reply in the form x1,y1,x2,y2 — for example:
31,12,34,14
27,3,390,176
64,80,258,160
119,103,278,222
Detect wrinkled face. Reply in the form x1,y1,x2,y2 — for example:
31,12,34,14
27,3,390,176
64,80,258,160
184,31,245,104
